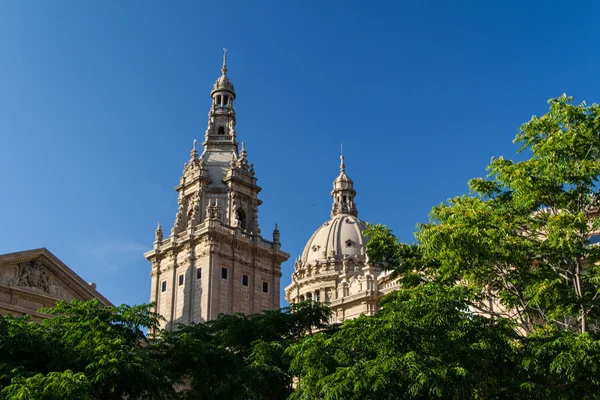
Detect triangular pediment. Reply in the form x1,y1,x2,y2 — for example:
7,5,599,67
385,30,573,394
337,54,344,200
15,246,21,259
0,248,113,318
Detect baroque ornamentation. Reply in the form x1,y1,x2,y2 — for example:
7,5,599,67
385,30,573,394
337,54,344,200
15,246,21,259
17,260,50,294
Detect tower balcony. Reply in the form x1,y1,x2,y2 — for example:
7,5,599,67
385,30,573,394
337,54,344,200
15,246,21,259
206,134,233,142
213,105,234,114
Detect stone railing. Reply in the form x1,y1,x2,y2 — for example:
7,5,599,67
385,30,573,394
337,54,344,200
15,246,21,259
207,135,233,141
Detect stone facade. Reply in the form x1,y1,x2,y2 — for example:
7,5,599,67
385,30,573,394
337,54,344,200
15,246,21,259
285,156,399,323
0,248,113,322
144,51,289,330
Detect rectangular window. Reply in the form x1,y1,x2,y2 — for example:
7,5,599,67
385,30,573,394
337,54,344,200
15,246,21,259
196,267,202,280
178,274,184,286
263,281,269,293
161,281,167,292
242,274,249,287
221,267,228,280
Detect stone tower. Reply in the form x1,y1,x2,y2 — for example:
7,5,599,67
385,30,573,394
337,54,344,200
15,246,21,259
145,51,289,329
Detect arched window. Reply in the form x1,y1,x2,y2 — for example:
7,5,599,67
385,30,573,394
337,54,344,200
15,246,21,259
218,126,225,136
315,290,321,302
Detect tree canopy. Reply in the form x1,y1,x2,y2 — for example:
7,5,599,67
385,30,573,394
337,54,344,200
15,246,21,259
288,95,600,398
0,299,331,400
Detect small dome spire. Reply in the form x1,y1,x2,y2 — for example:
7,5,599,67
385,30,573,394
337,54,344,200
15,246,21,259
331,155,357,217
213,48,235,93
221,47,228,75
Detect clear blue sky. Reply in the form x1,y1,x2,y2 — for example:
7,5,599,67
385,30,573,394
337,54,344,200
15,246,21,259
1,1,598,307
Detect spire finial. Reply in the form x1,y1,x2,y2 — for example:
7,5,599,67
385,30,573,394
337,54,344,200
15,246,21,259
222,48,228,75
155,222,163,242
340,155,345,173
190,139,198,160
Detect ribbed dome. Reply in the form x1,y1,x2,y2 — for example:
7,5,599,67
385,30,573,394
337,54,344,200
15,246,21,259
301,214,368,264
213,74,234,92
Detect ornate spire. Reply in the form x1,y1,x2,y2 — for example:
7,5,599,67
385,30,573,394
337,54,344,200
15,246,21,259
212,48,235,94
190,139,198,160
331,155,358,217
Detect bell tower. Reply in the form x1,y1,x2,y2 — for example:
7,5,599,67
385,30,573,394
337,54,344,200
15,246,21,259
145,50,289,330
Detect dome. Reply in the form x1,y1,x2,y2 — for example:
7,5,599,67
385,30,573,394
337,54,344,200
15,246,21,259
300,214,368,264
213,74,234,92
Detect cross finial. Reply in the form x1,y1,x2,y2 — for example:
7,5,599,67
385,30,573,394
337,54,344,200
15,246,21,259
222,48,228,75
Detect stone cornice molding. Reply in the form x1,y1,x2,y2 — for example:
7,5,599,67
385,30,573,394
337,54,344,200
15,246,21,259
0,283,64,304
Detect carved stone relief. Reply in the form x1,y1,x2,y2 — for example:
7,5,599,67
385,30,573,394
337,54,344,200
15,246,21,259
16,260,50,294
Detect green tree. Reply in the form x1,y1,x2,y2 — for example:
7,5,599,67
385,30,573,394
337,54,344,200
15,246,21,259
158,300,332,400
288,284,518,400
0,300,176,400
414,94,600,334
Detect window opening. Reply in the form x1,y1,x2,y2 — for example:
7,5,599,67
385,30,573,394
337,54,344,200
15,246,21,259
221,267,228,280
242,274,249,287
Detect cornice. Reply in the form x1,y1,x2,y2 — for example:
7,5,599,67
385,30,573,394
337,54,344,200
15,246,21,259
0,249,113,307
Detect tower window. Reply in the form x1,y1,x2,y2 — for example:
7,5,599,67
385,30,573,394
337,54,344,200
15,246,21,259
263,281,269,293
196,267,202,280
242,274,249,287
217,95,222,105
178,274,184,286
218,126,225,136
221,267,228,280
161,281,167,292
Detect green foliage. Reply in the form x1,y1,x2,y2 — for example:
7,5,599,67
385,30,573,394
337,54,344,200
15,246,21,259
0,299,330,400
411,95,600,334
157,300,332,400
0,300,175,400
288,284,519,399
1,370,92,400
